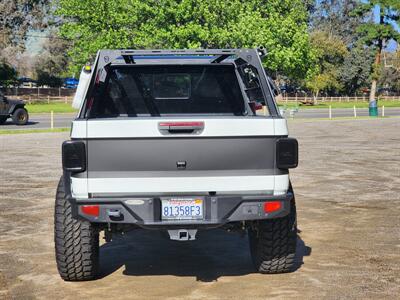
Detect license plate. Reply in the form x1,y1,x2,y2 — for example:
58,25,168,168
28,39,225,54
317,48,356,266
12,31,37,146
161,198,204,220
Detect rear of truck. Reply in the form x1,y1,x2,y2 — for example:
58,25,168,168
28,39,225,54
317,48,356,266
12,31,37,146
55,49,298,281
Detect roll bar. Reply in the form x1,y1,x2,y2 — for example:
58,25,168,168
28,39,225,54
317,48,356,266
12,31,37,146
79,48,279,117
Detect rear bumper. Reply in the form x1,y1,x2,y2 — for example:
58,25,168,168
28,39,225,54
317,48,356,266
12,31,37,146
76,194,293,228
64,178,293,229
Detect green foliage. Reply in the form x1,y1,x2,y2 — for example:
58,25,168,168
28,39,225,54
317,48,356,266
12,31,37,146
0,61,17,87
353,0,400,46
352,1,399,101
56,0,315,79
307,0,399,96
311,0,361,45
305,31,348,96
339,45,375,94
36,70,63,87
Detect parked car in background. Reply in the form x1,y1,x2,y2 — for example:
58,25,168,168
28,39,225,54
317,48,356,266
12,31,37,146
0,91,29,125
63,77,79,89
378,87,398,96
18,77,37,88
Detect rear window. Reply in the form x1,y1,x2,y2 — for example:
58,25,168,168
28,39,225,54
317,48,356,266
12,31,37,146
88,65,246,118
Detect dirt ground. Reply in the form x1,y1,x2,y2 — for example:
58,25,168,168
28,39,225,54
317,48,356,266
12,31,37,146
0,118,399,300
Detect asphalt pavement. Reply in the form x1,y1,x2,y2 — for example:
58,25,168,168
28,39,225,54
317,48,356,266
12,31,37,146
1,108,399,130
0,113,76,130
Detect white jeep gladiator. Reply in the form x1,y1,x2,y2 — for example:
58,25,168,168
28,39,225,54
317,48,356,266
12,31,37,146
54,48,299,281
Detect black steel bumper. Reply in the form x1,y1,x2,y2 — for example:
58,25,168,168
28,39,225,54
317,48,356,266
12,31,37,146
63,175,293,229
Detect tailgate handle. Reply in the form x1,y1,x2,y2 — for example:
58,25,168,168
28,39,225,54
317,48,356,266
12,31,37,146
158,122,204,134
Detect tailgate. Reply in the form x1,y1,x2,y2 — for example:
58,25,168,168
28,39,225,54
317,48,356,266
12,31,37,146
83,118,288,195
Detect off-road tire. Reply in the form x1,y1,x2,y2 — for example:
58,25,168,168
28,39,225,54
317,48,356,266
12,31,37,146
12,108,29,125
54,177,99,281
0,116,7,124
248,198,297,274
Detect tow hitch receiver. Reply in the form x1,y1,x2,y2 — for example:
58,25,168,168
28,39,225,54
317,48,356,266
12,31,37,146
168,229,197,241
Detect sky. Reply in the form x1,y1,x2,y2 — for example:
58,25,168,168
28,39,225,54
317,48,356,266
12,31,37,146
25,31,48,55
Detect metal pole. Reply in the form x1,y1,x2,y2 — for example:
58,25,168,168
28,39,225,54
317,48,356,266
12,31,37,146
382,105,385,117
51,111,54,130
329,105,332,119
353,105,357,118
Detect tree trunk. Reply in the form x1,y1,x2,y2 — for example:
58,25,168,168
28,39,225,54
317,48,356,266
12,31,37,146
369,13,384,104
369,79,377,103
369,42,382,103
313,90,319,105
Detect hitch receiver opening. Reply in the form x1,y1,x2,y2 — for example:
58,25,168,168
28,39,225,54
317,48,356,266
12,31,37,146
168,229,197,241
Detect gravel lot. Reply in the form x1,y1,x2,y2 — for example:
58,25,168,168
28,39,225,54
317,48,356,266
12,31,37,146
0,118,399,299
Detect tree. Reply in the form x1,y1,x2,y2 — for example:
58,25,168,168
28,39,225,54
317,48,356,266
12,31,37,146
0,0,49,51
305,31,348,98
379,49,400,93
33,30,71,78
36,70,63,87
0,0,50,79
311,0,361,46
0,60,17,87
353,0,400,114
56,0,316,78
339,45,375,95
309,0,377,96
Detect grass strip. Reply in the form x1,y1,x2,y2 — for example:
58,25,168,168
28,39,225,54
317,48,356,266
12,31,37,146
287,116,400,122
0,127,70,135
23,100,400,113
277,100,400,109
25,103,77,113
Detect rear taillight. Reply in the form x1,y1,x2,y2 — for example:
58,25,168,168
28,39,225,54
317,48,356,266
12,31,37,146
264,201,282,213
276,138,298,169
81,205,99,217
62,141,86,172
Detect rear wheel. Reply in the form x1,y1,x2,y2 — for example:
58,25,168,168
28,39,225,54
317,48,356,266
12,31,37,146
248,197,297,274
0,116,8,124
12,108,29,125
54,177,100,281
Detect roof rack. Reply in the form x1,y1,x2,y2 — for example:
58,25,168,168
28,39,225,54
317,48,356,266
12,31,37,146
97,48,264,67
117,49,239,65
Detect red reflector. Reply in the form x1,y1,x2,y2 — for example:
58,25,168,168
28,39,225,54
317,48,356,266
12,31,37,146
81,205,99,217
264,201,282,213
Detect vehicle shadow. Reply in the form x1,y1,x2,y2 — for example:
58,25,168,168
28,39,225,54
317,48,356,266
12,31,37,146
294,229,312,271
99,229,311,282
1,120,39,126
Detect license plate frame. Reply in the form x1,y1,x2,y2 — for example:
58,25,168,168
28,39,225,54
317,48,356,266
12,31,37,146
161,197,205,220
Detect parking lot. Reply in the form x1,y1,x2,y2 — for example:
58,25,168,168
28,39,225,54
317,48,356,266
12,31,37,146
0,118,399,299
